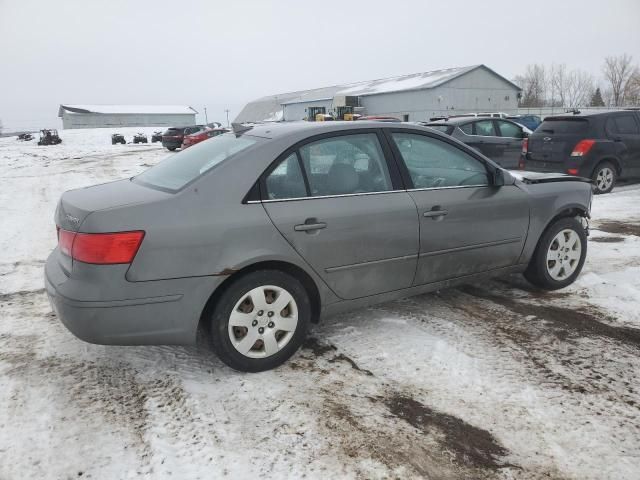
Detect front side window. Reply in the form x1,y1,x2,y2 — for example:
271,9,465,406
459,123,474,135
298,133,392,196
474,120,497,136
265,153,307,200
134,133,257,191
496,120,523,138
392,133,490,188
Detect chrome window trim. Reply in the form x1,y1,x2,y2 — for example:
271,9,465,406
407,184,489,192
248,189,406,204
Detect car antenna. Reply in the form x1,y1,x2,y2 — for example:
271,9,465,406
231,123,253,135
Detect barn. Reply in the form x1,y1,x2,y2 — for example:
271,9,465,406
58,105,198,129
235,64,521,123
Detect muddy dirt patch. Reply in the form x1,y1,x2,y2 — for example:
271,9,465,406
594,221,640,237
384,393,510,470
590,236,625,243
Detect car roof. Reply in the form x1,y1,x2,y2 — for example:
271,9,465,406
544,110,636,119
239,120,447,140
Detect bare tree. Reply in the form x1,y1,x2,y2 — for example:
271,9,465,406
550,63,568,107
623,69,640,106
514,64,547,107
564,70,595,107
602,54,637,106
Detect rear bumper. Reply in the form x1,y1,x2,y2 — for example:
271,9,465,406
523,156,593,177
45,248,224,345
161,139,182,149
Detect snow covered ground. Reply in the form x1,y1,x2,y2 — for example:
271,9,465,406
1,128,639,480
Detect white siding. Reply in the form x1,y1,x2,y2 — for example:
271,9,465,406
61,113,197,129
282,100,333,121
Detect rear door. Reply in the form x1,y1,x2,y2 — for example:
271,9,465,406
387,130,529,285
462,120,508,166
261,130,419,300
495,119,527,169
606,113,640,176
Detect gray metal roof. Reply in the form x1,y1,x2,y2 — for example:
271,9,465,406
58,105,198,116
235,65,521,123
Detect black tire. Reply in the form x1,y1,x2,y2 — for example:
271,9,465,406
210,270,311,372
167,146,176,151
524,217,587,290
592,161,616,194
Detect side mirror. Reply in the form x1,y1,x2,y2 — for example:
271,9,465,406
493,168,513,186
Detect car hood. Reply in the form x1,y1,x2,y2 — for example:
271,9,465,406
56,179,172,231
510,171,592,185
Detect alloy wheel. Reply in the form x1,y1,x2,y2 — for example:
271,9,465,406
595,167,614,192
546,229,582,280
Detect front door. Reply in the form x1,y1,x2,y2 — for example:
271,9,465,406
387,130,530,285
607,113,640,177
261,131,419,300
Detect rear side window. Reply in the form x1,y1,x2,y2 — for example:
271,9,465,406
459,123,473,135
609,115,639,134
391,133,489,188
538,119,589,134
265,153,307,200
134,133,257,191
298,133,393,196
426,125,453,134
474,120,497,136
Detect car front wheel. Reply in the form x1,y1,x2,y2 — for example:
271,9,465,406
210,270,311,372
524,217,587,290
592,161,616,194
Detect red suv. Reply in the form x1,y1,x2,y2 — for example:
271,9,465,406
161,125,204,151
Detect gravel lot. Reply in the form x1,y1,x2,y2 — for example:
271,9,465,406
1,129,639,479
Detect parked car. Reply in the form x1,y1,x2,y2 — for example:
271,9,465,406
161,125,204,151
449,112,510,119
46,121,592,372
111,133,126,145
17,133,33,141
521,111,640,194
133,133,148,144
151,131,163,143
507,114,542,131
37,129,62,146
424,117,530,168
182,127,230,149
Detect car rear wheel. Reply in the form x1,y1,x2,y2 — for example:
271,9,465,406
524,217,587,290
167,146,176,151
592,161,616,194
209,270,311,372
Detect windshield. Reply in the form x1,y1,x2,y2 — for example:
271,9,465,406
134,133,258,191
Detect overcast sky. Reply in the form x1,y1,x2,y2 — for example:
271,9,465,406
1,0,639,130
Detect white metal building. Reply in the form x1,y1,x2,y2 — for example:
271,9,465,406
58,105,198,129
235,65,521,123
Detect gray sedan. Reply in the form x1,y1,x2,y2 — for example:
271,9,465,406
45,121,592,372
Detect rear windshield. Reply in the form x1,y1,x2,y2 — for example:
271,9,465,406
134,133,258,191
537,119,589,134
426,124,453,134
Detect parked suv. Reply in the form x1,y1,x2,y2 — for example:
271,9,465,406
424,117,530,169
161,125,204,151
521,111,640,193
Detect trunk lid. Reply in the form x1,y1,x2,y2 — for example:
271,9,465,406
54,179,172,275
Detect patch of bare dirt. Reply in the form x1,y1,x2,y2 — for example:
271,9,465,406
384,393,510,470
460,286,640,349
595,221,640,237
590,236,625,243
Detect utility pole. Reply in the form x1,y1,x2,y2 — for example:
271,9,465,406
204,107,208,125
225,109,230,127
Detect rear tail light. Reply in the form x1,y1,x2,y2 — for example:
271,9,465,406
57,229,145,264
567,168,579,175
521,138,528,155
570,139,595,157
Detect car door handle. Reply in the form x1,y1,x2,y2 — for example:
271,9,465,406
294,220,327,232
423,208,448,219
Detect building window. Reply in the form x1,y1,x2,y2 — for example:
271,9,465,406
505,95,510,101
403,114,409,122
